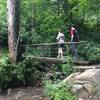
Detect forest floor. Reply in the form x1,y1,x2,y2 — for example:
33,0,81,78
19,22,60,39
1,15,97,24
0,86,49,100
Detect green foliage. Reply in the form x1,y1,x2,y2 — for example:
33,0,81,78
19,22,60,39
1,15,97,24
22,57,44,82
0,0,100,90
78,43,100,61
0,52,44,89
18,0,100,46
44,81,76,100
0,0,100,47
0,0,7,46
25,46,52,57
61,56,74,75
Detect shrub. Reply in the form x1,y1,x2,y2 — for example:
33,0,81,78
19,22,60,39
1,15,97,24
60,56,74,76
78,43,100,61
0,54,44,89
44,81,76,100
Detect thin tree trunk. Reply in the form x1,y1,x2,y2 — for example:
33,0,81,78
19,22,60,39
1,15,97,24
57,0,60,16
7,0,20,63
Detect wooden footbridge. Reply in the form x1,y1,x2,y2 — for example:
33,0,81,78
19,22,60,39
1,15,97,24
21,41,91,65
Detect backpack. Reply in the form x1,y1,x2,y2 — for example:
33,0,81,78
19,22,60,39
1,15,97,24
73,29,79,42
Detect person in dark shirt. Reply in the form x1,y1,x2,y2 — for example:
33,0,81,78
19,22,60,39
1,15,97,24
70,25,79,61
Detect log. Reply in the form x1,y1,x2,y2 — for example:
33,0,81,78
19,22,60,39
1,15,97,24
26,56,90,65
21,41,87,47
74,64,100,70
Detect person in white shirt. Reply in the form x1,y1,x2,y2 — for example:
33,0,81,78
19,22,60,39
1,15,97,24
56,29,65,58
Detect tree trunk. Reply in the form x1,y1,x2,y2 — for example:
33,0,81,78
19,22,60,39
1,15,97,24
26,56,90,65
7,0,20,63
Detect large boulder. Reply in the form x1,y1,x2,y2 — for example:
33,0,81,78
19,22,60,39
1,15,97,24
63,69,100,100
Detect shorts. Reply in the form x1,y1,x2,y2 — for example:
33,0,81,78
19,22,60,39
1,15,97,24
58,43,64,48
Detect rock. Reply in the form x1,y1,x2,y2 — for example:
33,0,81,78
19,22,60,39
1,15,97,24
62,69,100,100
71,84,83,93
75,69,100,81
62,72,81,83
7,88,12,95
74,69,100,100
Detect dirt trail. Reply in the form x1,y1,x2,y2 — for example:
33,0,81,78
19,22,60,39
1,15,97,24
0,86,49,100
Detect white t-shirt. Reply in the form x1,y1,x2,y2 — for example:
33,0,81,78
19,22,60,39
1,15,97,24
56,32,65,43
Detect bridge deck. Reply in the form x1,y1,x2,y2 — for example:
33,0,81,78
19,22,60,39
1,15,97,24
26,56,89,65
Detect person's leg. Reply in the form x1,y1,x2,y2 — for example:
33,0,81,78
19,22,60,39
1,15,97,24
58,48,63,58
60,47,63,58
57,44,60,58
58,43,64,58
71,44,75,57
73,45,79,61
70,44,77,60
58,48,60,58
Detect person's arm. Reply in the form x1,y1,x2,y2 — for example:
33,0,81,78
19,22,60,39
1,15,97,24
71,35,74,42
70,29,74,41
